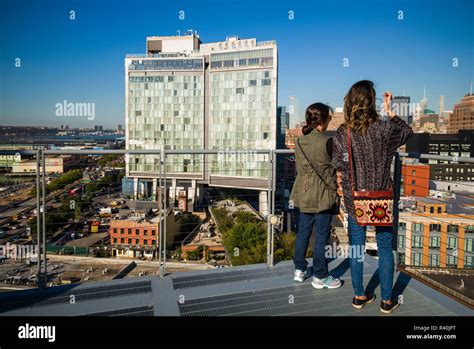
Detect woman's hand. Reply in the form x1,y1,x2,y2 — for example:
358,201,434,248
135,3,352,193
383,91,396,118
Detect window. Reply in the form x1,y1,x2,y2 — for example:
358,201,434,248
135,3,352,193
412,170,416,175
128,228,132,234
113,228,117,234
144,239,148,245
465,238,473,253
446,255,457,267
120,238,124,244
113,238,117,244
120,228,124,234
412,253,422,266
249,80,257,86
437,207,442,214
430,207,434,214
448,225,458,234
128,238,132,244
152,230,156,236
135,239,139,244
429,254,439,267
144,229,148,236
412,235,423,248
398,235,406,249
136,229,139,235
429,236,440,248
413,223,424,233
236,88,245,94
261,79,271,86
411,179,416,185
447,237,458,249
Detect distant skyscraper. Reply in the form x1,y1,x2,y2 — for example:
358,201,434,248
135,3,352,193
117,124,123,131
448,93,474,133
439,95,444,116
125,34,277,211
414,87,428,128
288,96,300,127
392,96,412,125
277,106,290,149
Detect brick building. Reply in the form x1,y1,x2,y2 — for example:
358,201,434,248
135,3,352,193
402,163,430,197
110,209,182,259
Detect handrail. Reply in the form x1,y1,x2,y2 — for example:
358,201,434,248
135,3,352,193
1,149,473,164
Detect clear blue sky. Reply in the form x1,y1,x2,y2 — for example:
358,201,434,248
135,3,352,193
1,0,472,128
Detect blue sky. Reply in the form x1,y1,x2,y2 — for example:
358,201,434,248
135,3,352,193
0,0,472,128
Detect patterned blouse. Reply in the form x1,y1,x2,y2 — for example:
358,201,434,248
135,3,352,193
332,116,414,219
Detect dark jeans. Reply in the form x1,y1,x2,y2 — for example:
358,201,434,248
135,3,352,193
348,215,394,301
293,210,332,279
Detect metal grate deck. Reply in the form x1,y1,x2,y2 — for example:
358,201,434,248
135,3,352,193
0,280,152,313
172,265,294,290
178,280,457,317
79,305,154,317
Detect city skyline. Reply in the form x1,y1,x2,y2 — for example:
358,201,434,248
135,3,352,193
1,0,473,128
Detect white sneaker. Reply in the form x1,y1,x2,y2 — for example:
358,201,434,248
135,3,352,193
311,275,342,289
293,269,306,283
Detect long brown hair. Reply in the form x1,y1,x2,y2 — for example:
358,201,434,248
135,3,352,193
302,103,333,135
343,80,380,134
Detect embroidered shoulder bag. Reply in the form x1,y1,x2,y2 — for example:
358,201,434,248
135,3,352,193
347,128,394,226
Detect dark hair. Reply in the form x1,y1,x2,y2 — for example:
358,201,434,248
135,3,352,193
302,103,333,135
343,80,380,134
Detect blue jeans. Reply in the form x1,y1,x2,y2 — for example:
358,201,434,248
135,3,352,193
348,215,394,301
294,211,332,279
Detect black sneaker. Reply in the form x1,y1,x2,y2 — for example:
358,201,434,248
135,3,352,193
380,300,400,314
352,294,376,309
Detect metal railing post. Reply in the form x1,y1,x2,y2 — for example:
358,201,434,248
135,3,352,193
158,150,163,278
266,150,273,267
41,148,47,288
162,148,167,277
393,152,403,265
270,150,277,267
36,149,42,289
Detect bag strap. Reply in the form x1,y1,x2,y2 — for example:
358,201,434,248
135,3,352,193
347,127,355,192
297,137,335,193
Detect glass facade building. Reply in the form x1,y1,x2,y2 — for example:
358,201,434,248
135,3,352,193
125,35,277,201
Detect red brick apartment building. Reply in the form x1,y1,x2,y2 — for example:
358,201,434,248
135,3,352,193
402,163,430,197
109,210,181,259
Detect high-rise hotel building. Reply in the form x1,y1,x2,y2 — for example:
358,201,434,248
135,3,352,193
125,34,277,211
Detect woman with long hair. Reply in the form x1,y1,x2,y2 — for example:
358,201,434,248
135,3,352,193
333,80,413,313
290,103,342,290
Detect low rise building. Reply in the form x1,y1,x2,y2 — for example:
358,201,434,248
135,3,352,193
397,212,474,269
109,209,182,259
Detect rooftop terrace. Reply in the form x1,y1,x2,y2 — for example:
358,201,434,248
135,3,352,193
0,256,471,316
